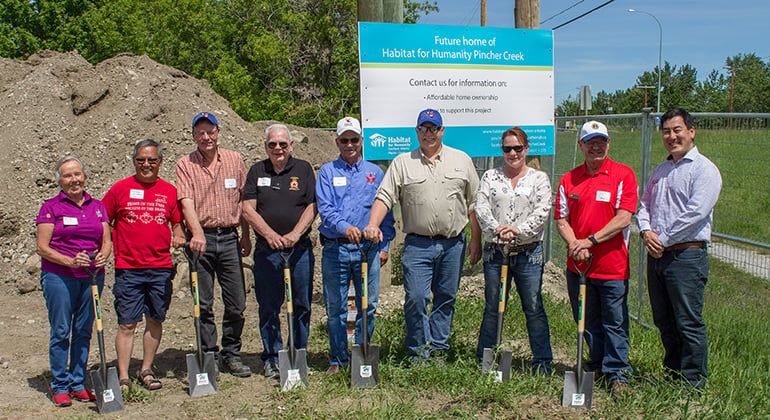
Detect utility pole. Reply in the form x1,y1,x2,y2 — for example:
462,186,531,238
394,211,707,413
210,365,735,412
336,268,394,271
481,0,487,26
358,0,383,22
515,0,541,169
636,85,655,108
383,0,403,23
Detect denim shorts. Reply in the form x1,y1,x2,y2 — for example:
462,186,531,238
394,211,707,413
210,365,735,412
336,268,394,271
113,267,174,324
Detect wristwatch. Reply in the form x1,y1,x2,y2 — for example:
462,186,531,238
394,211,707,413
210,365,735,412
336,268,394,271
587,234,599,246
640,229,649,240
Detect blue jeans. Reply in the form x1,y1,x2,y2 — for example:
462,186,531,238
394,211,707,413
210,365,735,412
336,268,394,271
253,238,314,363
194,229,246,361
566,270,632,383
41,270,104,394
402,234,465,358
647,248,709,388
322,241,380,366
477,243,552,370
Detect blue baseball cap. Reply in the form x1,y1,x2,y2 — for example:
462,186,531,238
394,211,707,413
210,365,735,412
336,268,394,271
416,109,443,127
192,112,218,129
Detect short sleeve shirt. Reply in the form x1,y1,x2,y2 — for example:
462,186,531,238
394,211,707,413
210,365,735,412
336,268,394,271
102,176,183,269
36,191,109,278
554,158,638,279
243,156,316,241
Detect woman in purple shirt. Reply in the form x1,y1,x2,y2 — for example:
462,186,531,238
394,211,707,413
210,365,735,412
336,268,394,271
35,156,111,407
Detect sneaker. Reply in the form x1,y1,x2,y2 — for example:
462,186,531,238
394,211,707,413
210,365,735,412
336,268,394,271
69,389,97,402
222,358,251,377
52,392,72,407
264,360,279,379
325,364,341,375
531,364,553,376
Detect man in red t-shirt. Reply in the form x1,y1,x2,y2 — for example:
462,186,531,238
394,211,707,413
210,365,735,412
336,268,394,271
554,121,638,396
102,139,184,391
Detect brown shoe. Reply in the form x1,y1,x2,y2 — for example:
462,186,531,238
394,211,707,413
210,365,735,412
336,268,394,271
610,381,629,398
326,364,341,375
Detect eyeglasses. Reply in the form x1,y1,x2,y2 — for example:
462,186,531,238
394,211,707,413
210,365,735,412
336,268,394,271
267,141,290,149
135,157,160,164
582,138,609,148
417,125,442,134
338,137,361,145
502,145,526,153
193,129,219,138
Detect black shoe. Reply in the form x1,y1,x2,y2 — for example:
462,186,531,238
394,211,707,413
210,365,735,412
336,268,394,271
264,360,279,379
222,358,251,377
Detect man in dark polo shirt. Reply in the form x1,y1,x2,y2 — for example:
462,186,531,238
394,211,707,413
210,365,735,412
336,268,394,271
242,123,317,378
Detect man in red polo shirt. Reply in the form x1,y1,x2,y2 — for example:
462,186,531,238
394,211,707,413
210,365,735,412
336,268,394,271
554,121,638,396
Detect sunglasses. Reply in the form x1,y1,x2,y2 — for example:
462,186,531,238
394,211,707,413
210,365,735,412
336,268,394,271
338,137,361,145
135,157,160,164
193,128,218,138
502,145,526,153
417,125,442,133
267,141,290,149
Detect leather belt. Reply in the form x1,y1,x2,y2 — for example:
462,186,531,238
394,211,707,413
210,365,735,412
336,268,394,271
498,241,541,255
320,234,351,245
664,241,706,252
408,233,460,241
202,226,237,234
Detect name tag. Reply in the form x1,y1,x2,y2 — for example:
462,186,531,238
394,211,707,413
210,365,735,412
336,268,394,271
129,189,144,199
257,177,271,187
224,178,237,189
333,176,347,187
62,217,78,226
595,190,611,202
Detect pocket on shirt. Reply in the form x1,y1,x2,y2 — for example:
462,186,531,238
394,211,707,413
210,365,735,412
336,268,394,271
403,175,427,206
444,171,467,199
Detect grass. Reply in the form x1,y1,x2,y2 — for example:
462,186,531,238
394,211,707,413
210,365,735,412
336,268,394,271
214,254,770,419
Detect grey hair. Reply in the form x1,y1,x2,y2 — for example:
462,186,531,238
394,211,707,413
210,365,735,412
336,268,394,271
265,124,292,142
132,138,163,159
54,155,88,184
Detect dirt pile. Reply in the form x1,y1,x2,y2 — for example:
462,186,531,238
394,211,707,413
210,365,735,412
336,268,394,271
0,50,338,293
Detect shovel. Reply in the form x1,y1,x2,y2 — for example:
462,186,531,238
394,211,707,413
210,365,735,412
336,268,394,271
85,253,124,414
351,242,380,388
278,248,308,391
184,246,217,397
481,243,513,382
562,256,594,409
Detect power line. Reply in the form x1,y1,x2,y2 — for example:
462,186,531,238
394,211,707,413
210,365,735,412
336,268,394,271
541,0,585,25
461,2,481,26
551,0,616,30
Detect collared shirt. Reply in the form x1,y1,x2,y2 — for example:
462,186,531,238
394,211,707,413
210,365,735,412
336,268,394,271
175,147,247,228
476,167,551,245
555,158,638,279
637,146,722,247
36,191,109,278
243,156,315,241
103,176,183,269
376,144,479,238
316,156,396,252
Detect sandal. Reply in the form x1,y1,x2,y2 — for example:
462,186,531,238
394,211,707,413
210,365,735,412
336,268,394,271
137,369,162,391
119,378,131,393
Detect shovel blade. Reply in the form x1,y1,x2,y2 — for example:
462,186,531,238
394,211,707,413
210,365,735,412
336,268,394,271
481,348,494,377
497,350,512,382
562,370,594,409
481,348,511,382
351,344,380,388
91,367,124,414
187,352,218,397
279,349,308,391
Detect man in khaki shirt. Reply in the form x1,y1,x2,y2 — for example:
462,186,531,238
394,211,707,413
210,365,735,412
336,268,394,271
364,108,480,362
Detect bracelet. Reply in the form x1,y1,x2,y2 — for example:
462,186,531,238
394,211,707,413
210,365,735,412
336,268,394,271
587,234,599,246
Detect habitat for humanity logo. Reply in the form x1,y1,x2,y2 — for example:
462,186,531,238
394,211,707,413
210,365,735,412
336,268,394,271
369,133,387,147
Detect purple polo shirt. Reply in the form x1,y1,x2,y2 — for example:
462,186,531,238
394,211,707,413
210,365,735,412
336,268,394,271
36,191,109,278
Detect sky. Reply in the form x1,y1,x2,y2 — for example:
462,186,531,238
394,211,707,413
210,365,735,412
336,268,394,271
416,0,770,107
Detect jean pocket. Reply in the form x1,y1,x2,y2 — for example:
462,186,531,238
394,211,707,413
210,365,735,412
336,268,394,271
527,246,544,266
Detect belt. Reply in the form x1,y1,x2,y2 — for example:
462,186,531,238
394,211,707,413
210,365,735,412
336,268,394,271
202,226,237,234
408,233,461,241
497,241,541,255
320,234,351,245
664,241,706,252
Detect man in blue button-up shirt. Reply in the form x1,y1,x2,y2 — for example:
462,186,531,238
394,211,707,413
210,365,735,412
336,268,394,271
316,117,396,374
637,108,722,389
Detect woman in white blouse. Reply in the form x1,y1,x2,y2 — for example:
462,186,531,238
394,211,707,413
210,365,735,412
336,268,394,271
474,127,554,375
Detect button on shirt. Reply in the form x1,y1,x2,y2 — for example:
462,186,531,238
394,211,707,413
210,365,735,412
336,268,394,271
376,145,479,238
316,157,396,252
175,148,247,228
637,146,722,247
475,167,551,245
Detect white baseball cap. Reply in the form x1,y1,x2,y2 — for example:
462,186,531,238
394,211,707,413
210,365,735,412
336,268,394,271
336,117,362,136
580,121,609,141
